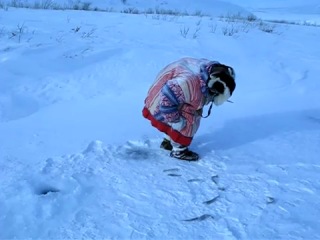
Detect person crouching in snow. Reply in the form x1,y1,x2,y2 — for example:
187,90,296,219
142,57,236,161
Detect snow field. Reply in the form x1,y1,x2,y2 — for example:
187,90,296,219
1,3,320,239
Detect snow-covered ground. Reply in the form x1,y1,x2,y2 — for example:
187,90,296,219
1,0,320,239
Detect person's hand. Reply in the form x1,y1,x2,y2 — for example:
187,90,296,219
169,117,186,131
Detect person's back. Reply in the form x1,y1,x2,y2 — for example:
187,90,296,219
144,57,212,117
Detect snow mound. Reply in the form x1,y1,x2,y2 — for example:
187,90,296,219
1,0,252,17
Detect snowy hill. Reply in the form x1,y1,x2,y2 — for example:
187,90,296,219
0,0,252,16
1,0,320,239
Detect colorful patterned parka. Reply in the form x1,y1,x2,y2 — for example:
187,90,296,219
142,57,218,146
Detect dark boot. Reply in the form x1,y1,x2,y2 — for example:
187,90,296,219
160,138,173,151
170,148,199,161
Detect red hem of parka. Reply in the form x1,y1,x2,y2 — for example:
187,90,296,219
142,107,192,146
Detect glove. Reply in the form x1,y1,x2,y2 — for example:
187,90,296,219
168,117,186,131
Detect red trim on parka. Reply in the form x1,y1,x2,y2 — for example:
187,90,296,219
142,107,192,146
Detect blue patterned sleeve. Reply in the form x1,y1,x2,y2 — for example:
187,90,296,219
159,80,186,123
